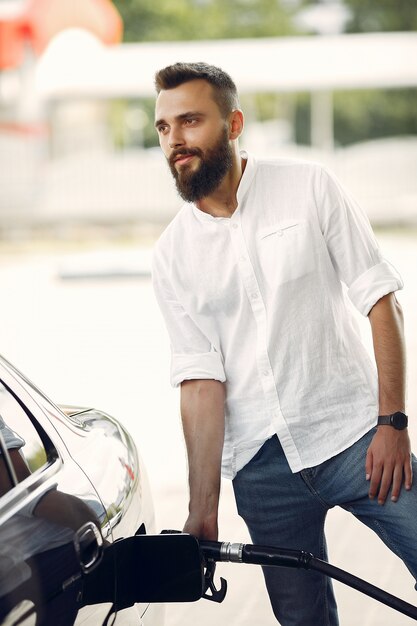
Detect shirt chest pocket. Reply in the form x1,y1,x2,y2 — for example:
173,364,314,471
257,219,315,287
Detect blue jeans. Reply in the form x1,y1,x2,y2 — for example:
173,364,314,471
232,428,417,626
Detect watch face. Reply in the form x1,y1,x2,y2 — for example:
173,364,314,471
391,412,408,429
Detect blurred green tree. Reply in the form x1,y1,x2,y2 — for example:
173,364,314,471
343,0,417,33
333,88,417,146
112,0,297,42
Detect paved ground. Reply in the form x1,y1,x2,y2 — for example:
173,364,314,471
0,229,416,625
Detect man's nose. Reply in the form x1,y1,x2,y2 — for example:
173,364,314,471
168,127,185,149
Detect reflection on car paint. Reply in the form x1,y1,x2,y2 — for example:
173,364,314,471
0,354,158,625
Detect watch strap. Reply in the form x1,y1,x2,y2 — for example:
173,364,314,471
377,412,408,429
377,415,393,426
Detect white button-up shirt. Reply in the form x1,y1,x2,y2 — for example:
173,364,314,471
152,153,403,479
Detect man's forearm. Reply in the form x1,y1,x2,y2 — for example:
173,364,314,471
180,379,225,539
368,292,406,414
367,292,411,504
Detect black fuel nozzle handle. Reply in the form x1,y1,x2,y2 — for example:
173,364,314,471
161,530,227,604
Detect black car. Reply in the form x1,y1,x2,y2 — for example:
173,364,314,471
0,352,166,625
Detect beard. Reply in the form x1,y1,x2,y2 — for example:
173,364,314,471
168,126,233,203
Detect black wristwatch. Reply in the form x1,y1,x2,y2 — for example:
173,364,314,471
377,411,408,430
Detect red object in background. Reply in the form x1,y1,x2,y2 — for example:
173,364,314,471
0,13,26,69
0,0,123,70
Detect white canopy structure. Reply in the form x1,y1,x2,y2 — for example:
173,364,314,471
35,30,417,99
34,30,417,151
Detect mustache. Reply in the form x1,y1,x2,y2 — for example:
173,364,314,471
169,147,203,167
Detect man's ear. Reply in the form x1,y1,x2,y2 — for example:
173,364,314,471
229,109,244,140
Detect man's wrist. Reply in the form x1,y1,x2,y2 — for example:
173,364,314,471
377,411,408,430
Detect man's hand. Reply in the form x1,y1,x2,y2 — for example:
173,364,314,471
366,427,412,504
183,511,218,541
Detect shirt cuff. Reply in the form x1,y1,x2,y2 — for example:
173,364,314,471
347,260,404,316
171,351,226,388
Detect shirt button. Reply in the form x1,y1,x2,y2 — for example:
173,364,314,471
262,370,270,377
277,230,283,237
231,223,238,229
251,293,258,300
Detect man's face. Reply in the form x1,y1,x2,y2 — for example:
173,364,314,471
155,79,233,202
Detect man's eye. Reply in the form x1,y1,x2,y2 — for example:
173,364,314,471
184,118,197,126
157,125,168,134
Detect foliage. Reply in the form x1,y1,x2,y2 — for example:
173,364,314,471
294,89,417,146
112,0,297,43
299,0,417,33
26,445,47,472
343,0,417,33
333,88,417,146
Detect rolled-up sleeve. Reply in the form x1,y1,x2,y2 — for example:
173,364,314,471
348,260,403,316
152,248,226,388
170,350,225,388
315,166,403,316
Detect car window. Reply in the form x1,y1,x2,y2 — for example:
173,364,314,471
0,380,48,495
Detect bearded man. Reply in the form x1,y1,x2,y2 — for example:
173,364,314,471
152,62,416,625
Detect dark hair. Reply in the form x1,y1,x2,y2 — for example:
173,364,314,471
154,62,239,118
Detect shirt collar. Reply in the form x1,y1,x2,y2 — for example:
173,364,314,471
237,150,256,206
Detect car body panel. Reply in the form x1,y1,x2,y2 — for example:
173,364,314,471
0,354,159,625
